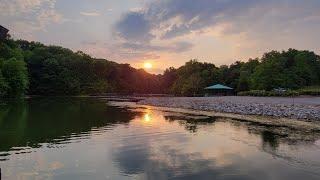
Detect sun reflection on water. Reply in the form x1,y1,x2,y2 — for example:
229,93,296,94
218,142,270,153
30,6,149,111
144,113,152,123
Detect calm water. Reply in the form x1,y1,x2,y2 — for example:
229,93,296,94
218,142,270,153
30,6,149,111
1,98,320,180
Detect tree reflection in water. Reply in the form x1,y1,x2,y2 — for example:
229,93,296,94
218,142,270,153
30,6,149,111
0,99,320,180
0,98,139,155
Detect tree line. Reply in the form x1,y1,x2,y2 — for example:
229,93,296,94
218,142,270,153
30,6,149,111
166,49,320,96
1,37,320,98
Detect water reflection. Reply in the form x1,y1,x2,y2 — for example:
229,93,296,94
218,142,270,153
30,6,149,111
114,108,320,179
0,98,139,157
144,113,152,123
0,98,320,180
261,130,280,151
164,114,216,133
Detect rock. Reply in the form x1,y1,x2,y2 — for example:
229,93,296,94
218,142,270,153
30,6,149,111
137,97,320,121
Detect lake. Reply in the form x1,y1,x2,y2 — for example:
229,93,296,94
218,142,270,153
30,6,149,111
0,98,320,180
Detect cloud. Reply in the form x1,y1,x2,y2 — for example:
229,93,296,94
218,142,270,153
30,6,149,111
37,9,64,26
147,0,262,39
80,11,100,16
79,40,162,63
121,41,193,53
115,11,154,44
113,0,320,57
0,0,51,15
114,10,194,54
0,0,42,16
81,40,99,46
0,0,63,40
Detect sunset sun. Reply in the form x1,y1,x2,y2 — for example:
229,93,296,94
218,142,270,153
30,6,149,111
143,62,153,69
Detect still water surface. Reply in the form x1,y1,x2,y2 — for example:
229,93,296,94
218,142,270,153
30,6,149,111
0,98,320,180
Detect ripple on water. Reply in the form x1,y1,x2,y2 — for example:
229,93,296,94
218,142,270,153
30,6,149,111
1,98,320,180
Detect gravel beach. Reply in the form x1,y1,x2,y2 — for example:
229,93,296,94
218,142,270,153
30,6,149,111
138,96,320,120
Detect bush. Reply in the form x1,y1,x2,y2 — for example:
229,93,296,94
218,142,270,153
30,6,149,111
298,86,320,96
282,90,300,97
238,90,299,97
238,90,269,96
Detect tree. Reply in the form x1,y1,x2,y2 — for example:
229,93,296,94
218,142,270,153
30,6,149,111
250,49,320,90
1,58,28,97
0,69,9,97
237,59,260,91
2,36,320,98
162,67,177,93
182,73,204,96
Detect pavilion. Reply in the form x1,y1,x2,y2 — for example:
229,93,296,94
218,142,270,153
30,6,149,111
204,84,234,96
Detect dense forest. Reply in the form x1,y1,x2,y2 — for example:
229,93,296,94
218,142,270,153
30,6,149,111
0,38,163,97
0,32,320,98
167,49,320,96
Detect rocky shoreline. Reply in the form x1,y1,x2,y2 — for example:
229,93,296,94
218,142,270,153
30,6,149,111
137,96,320,120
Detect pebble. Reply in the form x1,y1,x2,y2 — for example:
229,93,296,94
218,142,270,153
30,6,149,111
138,97,320,120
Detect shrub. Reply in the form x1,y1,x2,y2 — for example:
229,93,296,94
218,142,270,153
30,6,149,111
298,86,320,96
238,90,269,96
238,90,299,97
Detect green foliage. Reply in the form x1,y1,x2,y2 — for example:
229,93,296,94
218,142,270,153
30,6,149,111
166,49,320,96
237,59,260,91
0,39,28,98
297,86,320,96
170,60,217,96
162,67,177,93
1,58,29,97
238,90,270,97
0,69,9,97
238,88,320,97
1,35,320,98
250,49,320,90
238,90,300,97
13,41,163,96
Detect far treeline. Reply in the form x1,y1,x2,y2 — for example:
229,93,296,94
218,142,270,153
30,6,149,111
1,37,320,98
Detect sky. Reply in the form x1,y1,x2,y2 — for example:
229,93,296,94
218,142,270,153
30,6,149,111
1,0,320,74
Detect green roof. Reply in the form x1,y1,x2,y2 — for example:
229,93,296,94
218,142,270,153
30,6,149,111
205,84,233,90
